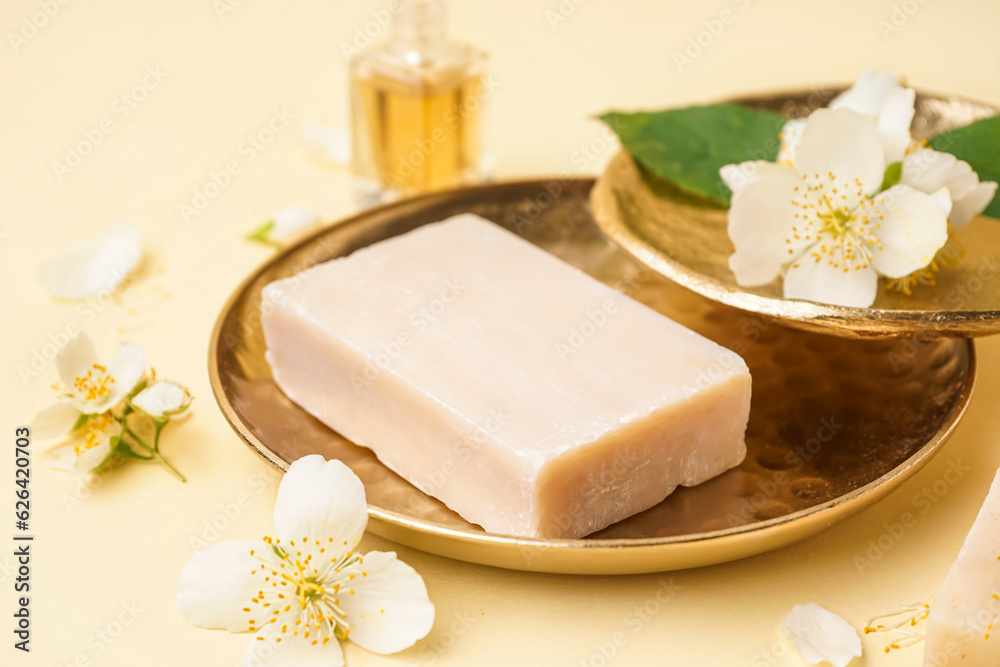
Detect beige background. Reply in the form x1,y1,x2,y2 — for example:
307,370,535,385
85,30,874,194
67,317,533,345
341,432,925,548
3,0,1000,665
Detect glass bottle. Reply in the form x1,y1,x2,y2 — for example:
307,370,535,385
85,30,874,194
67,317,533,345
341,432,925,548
349,0,489,203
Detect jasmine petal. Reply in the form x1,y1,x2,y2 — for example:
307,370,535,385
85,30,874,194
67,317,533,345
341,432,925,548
781,603,862,667
38,221,142,300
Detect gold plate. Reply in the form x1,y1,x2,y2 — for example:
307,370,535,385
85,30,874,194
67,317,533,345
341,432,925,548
591,89,1000,339
209,179,975,574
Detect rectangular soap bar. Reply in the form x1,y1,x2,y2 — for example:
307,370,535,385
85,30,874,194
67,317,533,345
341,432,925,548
261,214,751,539
924,466,1000,666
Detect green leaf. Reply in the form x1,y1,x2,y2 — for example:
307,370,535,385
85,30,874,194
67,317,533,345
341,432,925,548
880,161,902,192
928,115,1000,219
599,104,786,206
246,221,281,248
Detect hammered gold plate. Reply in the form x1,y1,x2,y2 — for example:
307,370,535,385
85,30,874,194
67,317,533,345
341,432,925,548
209,179,975,574
592,89,1000,339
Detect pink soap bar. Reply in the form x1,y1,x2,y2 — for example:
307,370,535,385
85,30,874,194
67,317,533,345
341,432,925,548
261,214,751,538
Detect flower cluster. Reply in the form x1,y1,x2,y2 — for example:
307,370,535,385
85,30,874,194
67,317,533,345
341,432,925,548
30,333,190,480
721,69,998,307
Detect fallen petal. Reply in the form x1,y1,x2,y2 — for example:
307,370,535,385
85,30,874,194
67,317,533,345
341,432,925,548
270,207,320,243
39,222,142,300
299,125,352,164
781,603,862,667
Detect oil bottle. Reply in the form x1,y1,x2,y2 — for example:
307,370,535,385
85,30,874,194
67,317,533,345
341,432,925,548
349,0,490,202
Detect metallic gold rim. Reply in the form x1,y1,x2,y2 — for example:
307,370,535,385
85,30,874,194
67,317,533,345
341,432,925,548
208,179,978,574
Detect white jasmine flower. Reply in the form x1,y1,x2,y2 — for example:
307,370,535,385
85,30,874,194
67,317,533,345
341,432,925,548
38,222,142,300
781,603,862,667
901,145,998,227
40,333,146,418
725,108,951,307
829,68,914,164
248,208,321,247
177,455,434,667
770,69,996,229
42,412,122,473
779,69,914,165
132,381,192,419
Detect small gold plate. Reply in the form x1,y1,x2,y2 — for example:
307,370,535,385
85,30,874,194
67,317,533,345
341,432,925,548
591,89,1000,339
209,179,975,574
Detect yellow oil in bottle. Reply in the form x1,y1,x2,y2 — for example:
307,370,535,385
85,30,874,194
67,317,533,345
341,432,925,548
352,72,484,195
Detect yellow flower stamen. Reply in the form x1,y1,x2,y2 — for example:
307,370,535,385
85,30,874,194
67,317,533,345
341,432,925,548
72,364,115,402
864,601,931,653
786,173,882,274
73,413,115,458
243,535,361,644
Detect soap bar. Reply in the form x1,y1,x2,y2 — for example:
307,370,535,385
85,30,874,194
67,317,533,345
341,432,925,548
924,467,1000,666
261,214,751,539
